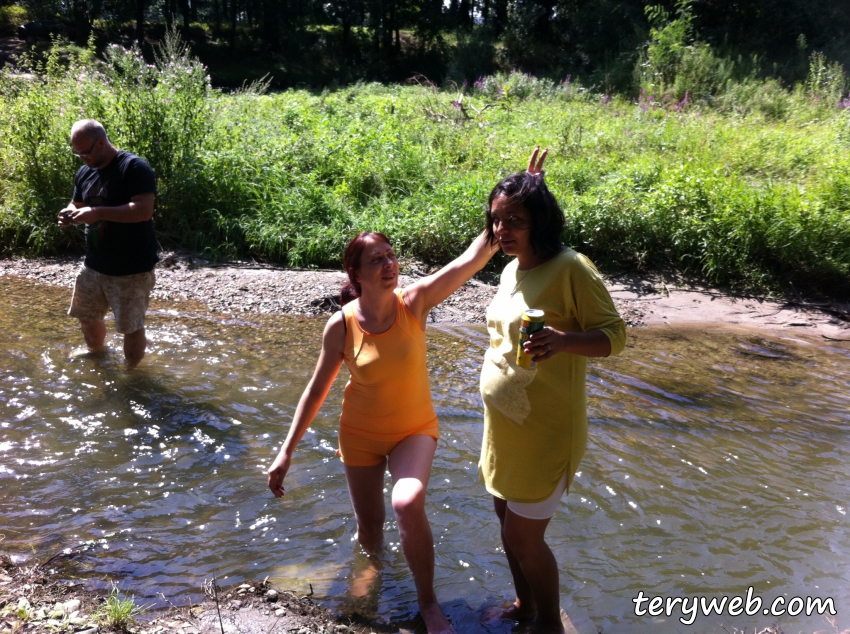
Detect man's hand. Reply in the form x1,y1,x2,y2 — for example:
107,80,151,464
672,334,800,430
67,207,99,225
57,205,79,227
58,194,155,226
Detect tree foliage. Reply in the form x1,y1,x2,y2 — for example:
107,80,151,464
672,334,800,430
4,0,849,90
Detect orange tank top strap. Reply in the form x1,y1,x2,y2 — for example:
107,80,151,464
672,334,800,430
394,288,425,337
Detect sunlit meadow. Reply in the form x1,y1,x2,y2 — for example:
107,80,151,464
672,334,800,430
1,35,849,297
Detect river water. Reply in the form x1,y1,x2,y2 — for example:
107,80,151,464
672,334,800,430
1,275,848,633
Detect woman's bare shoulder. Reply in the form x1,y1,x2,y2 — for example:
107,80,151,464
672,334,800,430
322,309,347,352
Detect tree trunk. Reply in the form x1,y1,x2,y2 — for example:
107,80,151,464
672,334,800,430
481,0,491,27
459,0,471,29
261,0,279,50
449,0,459,24
180,0,190,32
212,0,221,35
136,0,146,45
381,0,392,50
493,0,507,36
389,0,399,52
536,0,554,39
370,0,381,51
72,0,90,45
229,0,238,48
341,13,351,50
162,0,172,29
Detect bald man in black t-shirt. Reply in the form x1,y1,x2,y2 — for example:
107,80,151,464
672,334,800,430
58,119,159,368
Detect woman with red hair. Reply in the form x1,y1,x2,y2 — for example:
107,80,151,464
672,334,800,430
268,229,497,634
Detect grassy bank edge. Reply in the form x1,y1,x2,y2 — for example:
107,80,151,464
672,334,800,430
0,550,378,634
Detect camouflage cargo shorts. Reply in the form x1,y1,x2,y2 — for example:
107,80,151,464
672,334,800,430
68,266,156,334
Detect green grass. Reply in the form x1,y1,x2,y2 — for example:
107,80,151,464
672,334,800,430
95,582,151,630
1,37,849,299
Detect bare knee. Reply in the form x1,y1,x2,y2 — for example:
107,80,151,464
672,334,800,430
391,479,426,521
502,521,545,559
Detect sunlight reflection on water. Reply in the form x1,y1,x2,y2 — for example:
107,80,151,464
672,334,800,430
0,275,848,633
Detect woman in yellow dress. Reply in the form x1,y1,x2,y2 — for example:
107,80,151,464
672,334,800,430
480,148,627,634
268,229,498,634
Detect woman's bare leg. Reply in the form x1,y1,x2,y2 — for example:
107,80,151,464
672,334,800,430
492,496,538,621
344,460,387,553
499,501,564,634
387,435,454,634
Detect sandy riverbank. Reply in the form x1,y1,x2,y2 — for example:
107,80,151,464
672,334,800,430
1,254,848,340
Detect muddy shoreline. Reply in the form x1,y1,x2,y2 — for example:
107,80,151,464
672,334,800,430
0,552,381,634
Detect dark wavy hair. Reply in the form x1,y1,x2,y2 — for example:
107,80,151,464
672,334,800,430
485,171,565,261
339,231,392,306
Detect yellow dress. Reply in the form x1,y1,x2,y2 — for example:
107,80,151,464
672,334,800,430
479,249,626,503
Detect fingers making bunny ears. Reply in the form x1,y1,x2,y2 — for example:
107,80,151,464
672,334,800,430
527,145,548,176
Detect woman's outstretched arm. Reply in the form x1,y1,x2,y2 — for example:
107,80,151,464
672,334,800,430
267,312,346,498
404,230,499,326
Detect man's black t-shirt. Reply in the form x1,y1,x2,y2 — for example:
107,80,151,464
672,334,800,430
72,151,159,276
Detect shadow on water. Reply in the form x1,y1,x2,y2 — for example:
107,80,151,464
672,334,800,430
1,276,849,634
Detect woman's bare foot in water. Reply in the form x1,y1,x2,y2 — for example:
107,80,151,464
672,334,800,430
419,599,454,634
527,607,571,634
528,615,566,634
481,599,537,625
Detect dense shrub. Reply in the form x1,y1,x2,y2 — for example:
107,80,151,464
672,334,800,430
0,4,28,36
0,29,212,251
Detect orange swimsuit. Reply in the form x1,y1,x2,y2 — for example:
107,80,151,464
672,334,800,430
338,289,439,465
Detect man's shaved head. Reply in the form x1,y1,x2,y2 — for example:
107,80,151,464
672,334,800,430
70,119,108,142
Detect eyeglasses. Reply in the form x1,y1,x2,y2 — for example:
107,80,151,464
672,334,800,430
72,138,99,159
489,213,531,230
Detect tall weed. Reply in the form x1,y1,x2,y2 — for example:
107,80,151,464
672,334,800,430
715,78,794,119
0,42,90,252
805,51,849,107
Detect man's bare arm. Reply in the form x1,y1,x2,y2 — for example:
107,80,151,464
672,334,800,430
64,193,155,225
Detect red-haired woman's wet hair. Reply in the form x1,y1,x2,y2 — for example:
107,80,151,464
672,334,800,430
339,231,392,306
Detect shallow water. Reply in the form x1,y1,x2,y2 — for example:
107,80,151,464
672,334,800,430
1,275,848,633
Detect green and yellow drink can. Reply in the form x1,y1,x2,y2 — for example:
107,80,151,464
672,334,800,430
516,309,545,369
